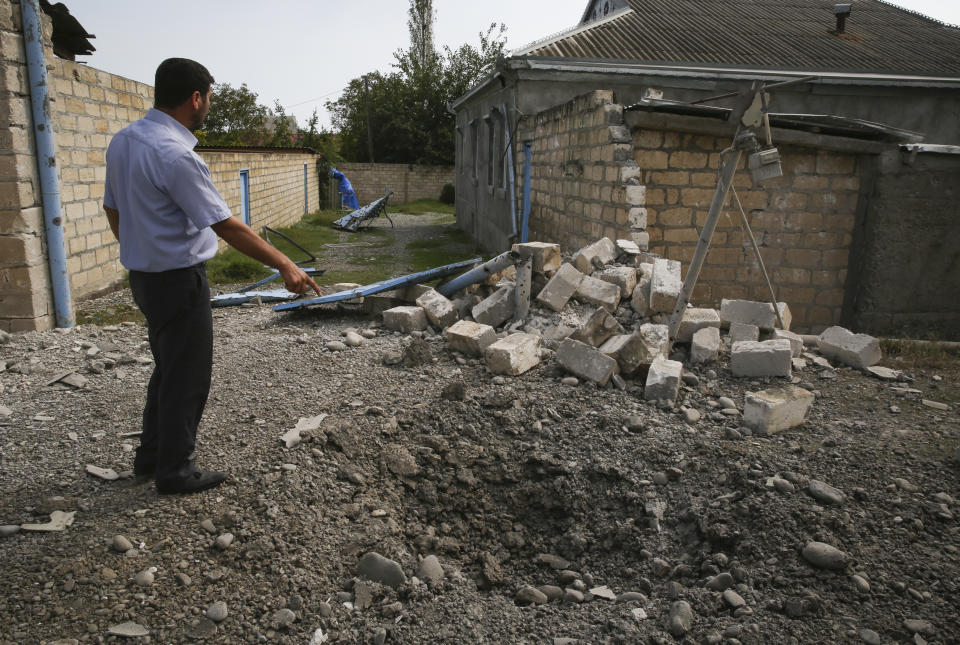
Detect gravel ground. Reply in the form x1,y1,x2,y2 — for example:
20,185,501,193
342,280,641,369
1,275,959,644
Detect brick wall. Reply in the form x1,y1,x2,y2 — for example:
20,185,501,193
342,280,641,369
518,90,862,333
204,151,319,239
53,57,152,301
335,162,453,206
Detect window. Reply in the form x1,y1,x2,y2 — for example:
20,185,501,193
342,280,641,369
495,110,506,190
470,119,479,182
486,115,494,187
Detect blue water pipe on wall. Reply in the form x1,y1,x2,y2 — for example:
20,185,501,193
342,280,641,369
22,0,73,328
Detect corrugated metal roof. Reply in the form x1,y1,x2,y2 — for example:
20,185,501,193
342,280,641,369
515,0,960,77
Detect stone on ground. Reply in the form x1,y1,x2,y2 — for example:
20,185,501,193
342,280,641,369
817,326,882,369
444,320,496,356
570,307,623,347
382,306,428,333
675,307,721,343
649,259,682,314
599,333,656,375
415,289,458,329
512,241,561,273
690,327,720,364
596,266,638,298
635,323,670,369
728,321,759,344
358,552,407,588
472,286,515,328
731,339,793,377
485,333,541,376
720,299,791,331
536,263,585,312
644,357,683,402
331,282,364,304
574,274,621,312
801,541,848,570
556,338,619,385
742,385,815,434
773,329,804,357
572,237,617,274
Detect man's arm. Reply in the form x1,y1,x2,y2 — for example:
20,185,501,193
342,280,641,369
210,216,321,296
104,206,120,241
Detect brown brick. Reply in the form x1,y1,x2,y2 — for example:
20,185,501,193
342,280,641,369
680,188,715,207
815,153,856,175
785,248,821,267
783,212,822,231
781,154,816,175
822,249,849,268
774,267,811,285
663,228,700,243
635,149,668,169
634,130,662,149
670,151,708,169
791,175,829,190
778,286,816,306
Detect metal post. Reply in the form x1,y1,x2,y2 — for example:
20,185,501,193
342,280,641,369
667,132,752,341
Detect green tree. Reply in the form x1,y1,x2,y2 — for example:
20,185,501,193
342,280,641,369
268,100,295,147
198,82,270,146
326,5,506,165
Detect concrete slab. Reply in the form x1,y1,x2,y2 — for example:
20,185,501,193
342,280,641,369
743,385,815,434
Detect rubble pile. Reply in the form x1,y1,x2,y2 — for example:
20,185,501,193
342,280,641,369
371,237,889,430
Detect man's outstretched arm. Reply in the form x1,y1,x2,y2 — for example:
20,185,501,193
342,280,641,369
211,216,321,296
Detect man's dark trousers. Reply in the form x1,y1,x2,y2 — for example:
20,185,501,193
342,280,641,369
129,264,213,481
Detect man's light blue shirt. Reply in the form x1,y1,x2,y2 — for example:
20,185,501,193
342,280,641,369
104,108,231,272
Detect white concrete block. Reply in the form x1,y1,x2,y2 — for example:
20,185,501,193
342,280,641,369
817,326,882,369
416,289,458,329
690,327,720,364
599,332,651,375
675,308,721,343
644,357,683,402
728,322,759,344
616,239,641,257
574,275,621,312
472,286,514,328
570,307,623,347
636,323,670,367
557,338,619,385
631,276,651,317
630,231,650,251
382,306,428,333
444,320,497,356
731,339,793,377
743,385,815,434
650,259,682,314
772,329,804,357
512,242,562,274
485,333,541,376
536,263,584,312
596,266,637,299
720,299,791,331
572,238,617,275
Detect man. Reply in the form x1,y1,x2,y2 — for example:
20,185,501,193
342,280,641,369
103,58,320,494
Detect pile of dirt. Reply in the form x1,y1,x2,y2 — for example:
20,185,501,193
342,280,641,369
0,292,957,644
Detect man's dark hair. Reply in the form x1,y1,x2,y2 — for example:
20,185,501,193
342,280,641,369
154,58,214,109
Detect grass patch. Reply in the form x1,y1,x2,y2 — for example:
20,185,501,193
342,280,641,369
76,303,144,326
881,338,960,370
393,199,455,216
406,226,484,272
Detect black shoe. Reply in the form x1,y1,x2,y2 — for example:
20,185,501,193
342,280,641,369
156,470,226,494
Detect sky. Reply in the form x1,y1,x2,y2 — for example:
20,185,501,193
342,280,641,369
68,0,960,132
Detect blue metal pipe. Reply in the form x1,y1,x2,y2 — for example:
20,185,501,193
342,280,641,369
521,142,532,243
22,0,73,328
436,250,518,298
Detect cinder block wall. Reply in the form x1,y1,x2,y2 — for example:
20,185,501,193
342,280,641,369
518,90,647,253
518,89,861,333
636,134,860,333
336,162,453,206
53,58,152,300
204,152,319,237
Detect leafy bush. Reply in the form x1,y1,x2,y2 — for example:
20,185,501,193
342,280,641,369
439,183,455,205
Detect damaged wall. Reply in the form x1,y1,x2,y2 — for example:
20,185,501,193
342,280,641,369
514,89,897,334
